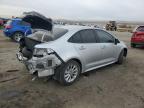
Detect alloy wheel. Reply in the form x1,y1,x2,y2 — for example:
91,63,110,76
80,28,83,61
14,33,23,42
64,64,79,83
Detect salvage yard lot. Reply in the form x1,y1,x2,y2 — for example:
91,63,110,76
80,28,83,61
0,31,144,108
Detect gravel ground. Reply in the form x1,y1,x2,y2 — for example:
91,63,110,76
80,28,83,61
0,31,144,108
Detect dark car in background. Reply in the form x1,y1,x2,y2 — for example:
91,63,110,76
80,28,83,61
131,26,144,47
3,18,32,42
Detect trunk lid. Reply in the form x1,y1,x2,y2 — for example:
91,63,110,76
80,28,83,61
22,11,53,31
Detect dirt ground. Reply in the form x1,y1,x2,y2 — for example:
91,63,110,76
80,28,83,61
0,30,144,108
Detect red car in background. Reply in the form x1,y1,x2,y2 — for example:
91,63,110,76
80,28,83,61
0,19,4,26
131,26,144,48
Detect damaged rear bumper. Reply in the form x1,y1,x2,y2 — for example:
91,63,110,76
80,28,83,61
16,52,62,77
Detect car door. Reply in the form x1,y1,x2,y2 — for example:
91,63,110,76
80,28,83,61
69,29,102,70
95,29,117,64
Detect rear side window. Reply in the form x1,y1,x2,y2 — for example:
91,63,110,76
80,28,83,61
68,32,82,43
80,30,96,43
136,26,144,32
95,30,114,43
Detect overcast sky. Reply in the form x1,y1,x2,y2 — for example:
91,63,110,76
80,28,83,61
0,0,144,21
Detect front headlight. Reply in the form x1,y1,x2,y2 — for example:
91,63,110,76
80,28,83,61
33,48,55,56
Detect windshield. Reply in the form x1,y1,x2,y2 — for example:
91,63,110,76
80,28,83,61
28,28,68,42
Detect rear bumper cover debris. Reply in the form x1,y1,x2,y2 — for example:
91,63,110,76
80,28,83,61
16,52,62,77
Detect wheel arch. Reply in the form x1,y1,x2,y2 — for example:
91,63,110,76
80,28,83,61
123,48,127,57
12,31,25,42
13,31,24,36
67,58,82,73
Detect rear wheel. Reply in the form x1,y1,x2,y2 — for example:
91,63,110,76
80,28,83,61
57,60,80,86
12,32,24,42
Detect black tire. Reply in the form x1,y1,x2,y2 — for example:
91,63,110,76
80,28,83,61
131,43,136,48
117,50,124,64
56,60,81,86
12,32,24,42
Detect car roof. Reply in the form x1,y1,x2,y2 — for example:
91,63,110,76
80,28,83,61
55,25,97,31
12,18,22,21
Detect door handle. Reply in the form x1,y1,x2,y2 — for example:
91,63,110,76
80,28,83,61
79,46,86,50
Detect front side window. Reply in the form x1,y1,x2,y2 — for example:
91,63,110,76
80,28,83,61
80,30,96,43
95,30,114,43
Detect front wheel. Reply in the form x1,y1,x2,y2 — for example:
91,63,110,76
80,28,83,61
116,50,124,64
58,60,81,86
12,32,24,42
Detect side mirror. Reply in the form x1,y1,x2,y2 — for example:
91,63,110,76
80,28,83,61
115,39,120,45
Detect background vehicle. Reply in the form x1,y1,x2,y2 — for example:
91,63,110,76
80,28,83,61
3,18,32,42
17,25,127,86
131,26,144,47
0,19,4,26
1,18,10,25
106,21,117,31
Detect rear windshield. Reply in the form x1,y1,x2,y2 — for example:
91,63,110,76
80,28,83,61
6,20,12,25
52,28,68,39
28,28,68,42
136,26,144,32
